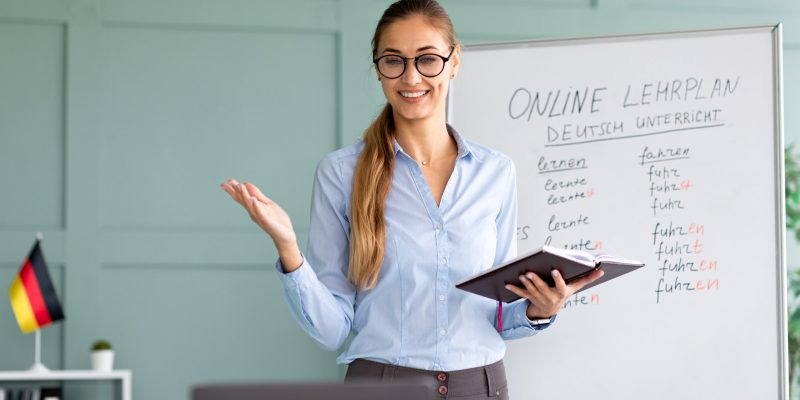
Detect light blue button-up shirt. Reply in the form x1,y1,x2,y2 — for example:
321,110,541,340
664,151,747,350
276,125,550,371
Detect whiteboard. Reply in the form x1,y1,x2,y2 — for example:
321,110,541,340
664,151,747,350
448,25,787,400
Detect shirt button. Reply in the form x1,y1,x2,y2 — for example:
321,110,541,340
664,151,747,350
440,328,447,336
438,294,445,301
436,223,443,230
438,385,448,395
441,257,447,264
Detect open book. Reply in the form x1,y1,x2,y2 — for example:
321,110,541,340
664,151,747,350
455,245,645,303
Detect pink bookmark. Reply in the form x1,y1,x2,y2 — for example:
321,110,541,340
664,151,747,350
497,301,503,332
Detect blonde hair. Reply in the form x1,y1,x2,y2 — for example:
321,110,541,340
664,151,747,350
348,0,458,289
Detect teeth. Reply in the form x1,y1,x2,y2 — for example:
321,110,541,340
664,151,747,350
400,91,428,98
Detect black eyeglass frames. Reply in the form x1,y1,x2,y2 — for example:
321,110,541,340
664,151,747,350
373,47,455,79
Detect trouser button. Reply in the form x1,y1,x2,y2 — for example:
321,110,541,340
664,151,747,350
438,385,448,395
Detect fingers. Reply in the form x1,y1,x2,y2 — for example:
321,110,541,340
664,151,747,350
220,179,244,204
504,283,528,299
552,269,568,293
220,180,236,196
244,182,273,204
506,269,577,318
221,179,264,206
523,272,551,296
518,274,541,298
503,268,598,318
238,182,258,217
220,180,267,228
220,179,299,246
505,273,550,303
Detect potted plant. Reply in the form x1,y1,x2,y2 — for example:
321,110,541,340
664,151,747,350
786,144,800,397
91,340,114,372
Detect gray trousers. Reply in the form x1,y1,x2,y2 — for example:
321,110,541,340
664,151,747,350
345,358,509,400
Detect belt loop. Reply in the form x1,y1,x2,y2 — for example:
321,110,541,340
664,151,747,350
381,364,395,383
485,363,500,397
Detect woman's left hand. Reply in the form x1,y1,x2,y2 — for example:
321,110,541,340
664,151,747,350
505,268,605,319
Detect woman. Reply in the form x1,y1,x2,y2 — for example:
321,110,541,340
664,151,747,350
221,0,602,398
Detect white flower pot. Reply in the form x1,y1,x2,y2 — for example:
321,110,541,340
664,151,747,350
91,350,114,372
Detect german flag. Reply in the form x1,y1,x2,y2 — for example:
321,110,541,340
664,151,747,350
8,239,64,334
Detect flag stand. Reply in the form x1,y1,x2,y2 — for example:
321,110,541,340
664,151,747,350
9,232,59,373
28,329,50,373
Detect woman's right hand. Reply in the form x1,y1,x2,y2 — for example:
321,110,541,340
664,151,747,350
220,179,303,270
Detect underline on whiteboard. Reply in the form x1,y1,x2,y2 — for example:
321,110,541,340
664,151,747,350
543,123,726,147
640,156,691,164
538,166,588,174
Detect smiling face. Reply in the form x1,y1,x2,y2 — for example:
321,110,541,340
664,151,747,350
375,15,459,125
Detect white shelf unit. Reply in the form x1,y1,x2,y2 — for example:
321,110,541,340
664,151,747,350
0,370,131,400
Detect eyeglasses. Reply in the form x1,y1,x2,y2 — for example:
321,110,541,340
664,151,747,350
373,47,455,79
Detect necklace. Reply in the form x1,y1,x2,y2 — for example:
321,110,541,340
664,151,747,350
411,140,458,167
419,150,456,167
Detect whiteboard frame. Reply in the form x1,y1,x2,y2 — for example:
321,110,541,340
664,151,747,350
447,24,788,399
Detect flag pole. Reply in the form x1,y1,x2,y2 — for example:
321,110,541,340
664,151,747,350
28,232,50,373
28,329,49,372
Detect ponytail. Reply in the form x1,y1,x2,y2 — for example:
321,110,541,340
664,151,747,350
348,104,395,289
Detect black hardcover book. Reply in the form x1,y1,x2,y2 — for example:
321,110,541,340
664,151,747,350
455,245,645,303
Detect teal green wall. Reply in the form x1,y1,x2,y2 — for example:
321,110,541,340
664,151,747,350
0,0,798,399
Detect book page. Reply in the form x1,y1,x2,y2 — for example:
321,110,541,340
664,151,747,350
544,245,594,264
593,253,644,265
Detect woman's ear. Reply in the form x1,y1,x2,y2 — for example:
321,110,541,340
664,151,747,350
450,44,461,79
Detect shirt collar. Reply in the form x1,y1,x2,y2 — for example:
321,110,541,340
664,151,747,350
392,124,478,161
